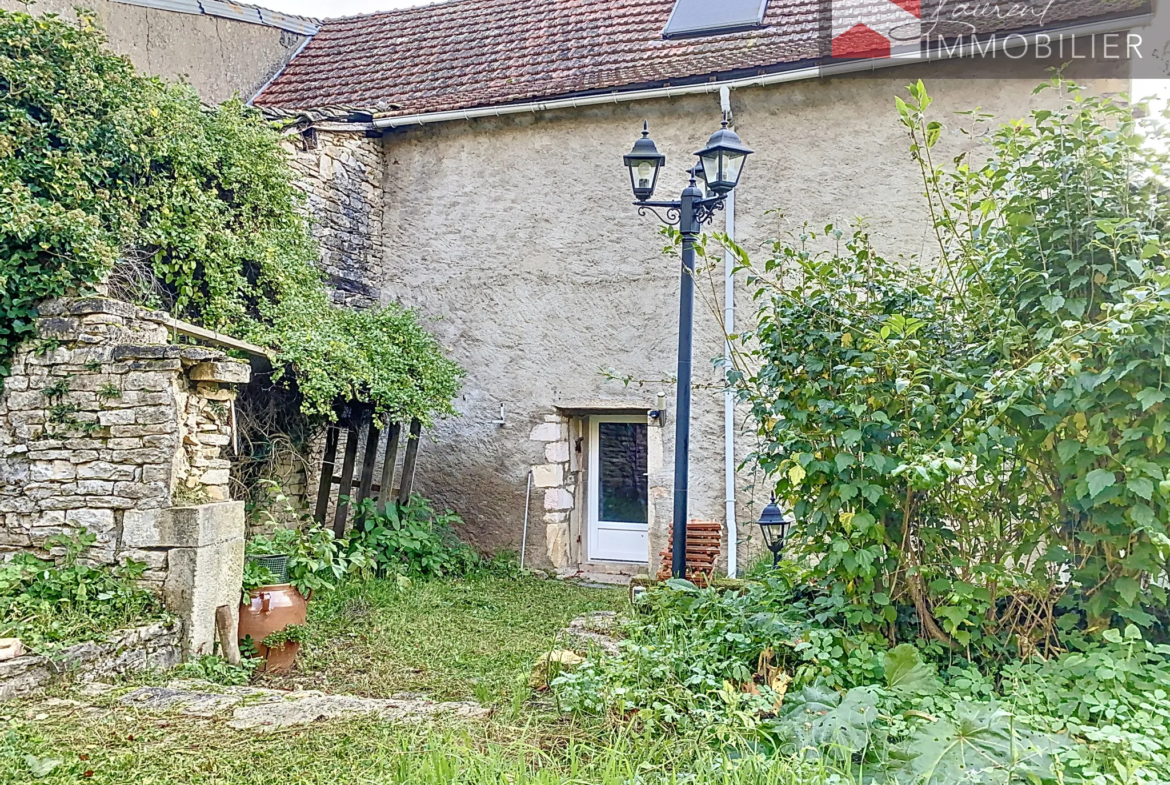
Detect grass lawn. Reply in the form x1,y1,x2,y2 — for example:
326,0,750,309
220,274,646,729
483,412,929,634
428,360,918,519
258,573,627,703
4,575,738,785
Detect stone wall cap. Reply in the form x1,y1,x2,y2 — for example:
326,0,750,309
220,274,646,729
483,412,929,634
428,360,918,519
112,345,184,361
179,347,226,364
553,400,653,416
59,298,139,319
188,361,251,385
123,503,246,550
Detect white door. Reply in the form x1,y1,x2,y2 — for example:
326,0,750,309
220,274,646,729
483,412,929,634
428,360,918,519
588,416,650,563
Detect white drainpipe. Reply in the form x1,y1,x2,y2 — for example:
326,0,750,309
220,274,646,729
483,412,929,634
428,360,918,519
720,86,738,579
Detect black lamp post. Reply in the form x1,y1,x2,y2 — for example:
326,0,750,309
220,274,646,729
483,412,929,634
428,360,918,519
624,117,753,579
756,495,793,568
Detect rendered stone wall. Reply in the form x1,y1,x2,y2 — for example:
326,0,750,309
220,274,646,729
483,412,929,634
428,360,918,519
372,60,1128,572
0,0,308,104
0,297,250,590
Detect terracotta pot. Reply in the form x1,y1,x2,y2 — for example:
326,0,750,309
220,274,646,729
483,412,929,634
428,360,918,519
261,641,301,674
238,584,307,674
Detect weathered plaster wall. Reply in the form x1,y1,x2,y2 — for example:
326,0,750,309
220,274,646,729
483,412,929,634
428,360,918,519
376,58,1127,572
0,0,307,103
0,298,249,589
284,129,386,307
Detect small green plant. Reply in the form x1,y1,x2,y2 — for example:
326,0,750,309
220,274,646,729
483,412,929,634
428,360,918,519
0,532,166,652
238,635,260,660
262,623,308,651
32,338,61,357
42,377,72,400
174,654,261,686
83,359,103,372
240,560,277,603
96,382,121,400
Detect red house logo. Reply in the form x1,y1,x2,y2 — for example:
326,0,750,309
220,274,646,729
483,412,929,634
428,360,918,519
831,0,923,59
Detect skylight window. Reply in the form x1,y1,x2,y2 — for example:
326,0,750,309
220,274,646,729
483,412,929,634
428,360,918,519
662,0,770,39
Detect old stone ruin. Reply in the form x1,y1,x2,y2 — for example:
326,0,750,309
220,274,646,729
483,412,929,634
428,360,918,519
0,296,256,695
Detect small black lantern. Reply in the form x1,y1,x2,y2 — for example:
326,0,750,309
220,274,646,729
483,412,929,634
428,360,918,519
624,122,666,202
757,494,792,568
695,119,753,196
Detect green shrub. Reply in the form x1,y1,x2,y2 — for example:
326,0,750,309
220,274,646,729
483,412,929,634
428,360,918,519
350,495,480,579
0,532,167,652
727,77,1170,656
245,524,373,598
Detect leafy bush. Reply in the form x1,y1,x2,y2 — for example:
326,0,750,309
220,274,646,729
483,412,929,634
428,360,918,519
0,10,461,422
0,532,166,652
245,524,373,598
556,578,1170,783
350,495,480,578
726,78,1170,656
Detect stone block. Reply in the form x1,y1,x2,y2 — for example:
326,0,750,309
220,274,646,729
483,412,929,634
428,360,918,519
529,422,564,442
135,406,175,425
124,372,173,392
76,462,135,481
28,461,75,482
187,361,250,385
546,523,570,569
545,441,571,463
98,409,135,427
158,502,246,658
123,502,245,549
532,464,563,488
61,297,137,319
74,480,114,495
199,468,230,486
544,488,574,512
112,481,168,501
65,508,115,534
111,345,182,361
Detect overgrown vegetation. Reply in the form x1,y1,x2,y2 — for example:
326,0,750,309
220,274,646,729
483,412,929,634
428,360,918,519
0,10,461,421
555,79,1170,784
725,78,1170,655
0,532,167,653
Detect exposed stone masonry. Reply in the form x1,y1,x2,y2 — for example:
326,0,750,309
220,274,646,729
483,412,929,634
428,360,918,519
530,416,574,570
285,128,386,308
0,297,250,590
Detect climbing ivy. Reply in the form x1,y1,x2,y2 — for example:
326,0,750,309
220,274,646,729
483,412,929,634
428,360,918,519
0,10,460,422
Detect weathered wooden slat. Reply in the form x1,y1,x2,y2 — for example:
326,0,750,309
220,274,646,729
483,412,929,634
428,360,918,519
377,422,402,514
332,416,362,537
313,425,341,524
396,418,422,505
354,418,382,517
152,313,272,359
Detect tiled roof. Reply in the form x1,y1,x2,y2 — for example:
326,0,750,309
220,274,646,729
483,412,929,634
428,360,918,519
254,0,1147,114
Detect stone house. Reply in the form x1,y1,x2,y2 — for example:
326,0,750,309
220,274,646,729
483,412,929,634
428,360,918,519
249,0,1150,578
0,0,1157,580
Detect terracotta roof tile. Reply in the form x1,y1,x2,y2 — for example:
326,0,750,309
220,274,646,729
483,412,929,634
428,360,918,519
254,0,1147,114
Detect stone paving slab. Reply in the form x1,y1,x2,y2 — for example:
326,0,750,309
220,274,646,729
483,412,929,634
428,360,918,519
118,680,490,731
